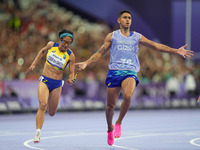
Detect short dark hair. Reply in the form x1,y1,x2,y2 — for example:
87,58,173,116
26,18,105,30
118,10,131,18
58,29,74,41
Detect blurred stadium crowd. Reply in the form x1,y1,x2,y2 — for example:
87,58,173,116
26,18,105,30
0,0,199,98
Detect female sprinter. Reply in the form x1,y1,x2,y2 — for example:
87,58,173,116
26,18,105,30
26,29,75,143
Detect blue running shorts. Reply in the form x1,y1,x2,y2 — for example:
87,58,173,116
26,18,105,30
39,75,64,92
105,70,139,88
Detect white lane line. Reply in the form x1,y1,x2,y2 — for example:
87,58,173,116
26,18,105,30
24,139,45,150
113,133,162,150
24,132,103,150
24,131,199,150
113,131,199,149
190,137,200,147
113,144,139,150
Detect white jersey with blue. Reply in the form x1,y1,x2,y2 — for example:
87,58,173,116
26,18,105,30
109,30,142,72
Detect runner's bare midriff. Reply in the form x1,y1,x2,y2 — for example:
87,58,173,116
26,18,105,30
42,63,63,80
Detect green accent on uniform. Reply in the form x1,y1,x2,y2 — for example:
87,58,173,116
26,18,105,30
114,70,137,77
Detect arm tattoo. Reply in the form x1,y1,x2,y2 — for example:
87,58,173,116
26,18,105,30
99,46,106,53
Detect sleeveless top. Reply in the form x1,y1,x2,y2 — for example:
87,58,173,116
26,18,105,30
46,42,72,71
109,30,141,72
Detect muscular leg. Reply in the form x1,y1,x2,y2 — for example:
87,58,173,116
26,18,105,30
36,82,49,129
48,87,62,116
116,78,136,125
106,87,121,131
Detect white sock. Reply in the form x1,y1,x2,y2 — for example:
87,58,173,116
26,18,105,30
36,129,41,134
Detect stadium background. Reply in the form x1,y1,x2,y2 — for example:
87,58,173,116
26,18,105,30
0,0,200,113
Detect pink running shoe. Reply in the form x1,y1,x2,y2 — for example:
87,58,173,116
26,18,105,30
114,123,121,138
107,125,114,146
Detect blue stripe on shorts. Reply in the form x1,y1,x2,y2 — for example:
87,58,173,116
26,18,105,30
105,70,139,88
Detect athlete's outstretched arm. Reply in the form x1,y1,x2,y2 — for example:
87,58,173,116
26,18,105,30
67,52,75,85
75,33,112,72
139,35,194,58
26,41,54,74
